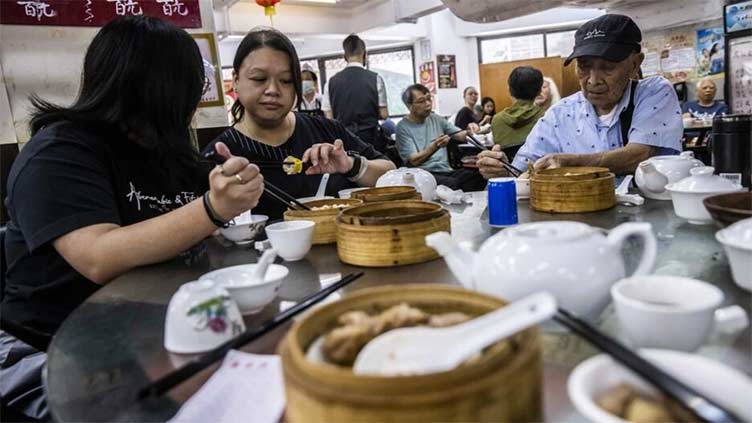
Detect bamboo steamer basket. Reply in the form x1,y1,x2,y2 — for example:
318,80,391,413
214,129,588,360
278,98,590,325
336,201,450,267
279,284,542,423
530,166,616,213
351,186,422,203
284,198,362,245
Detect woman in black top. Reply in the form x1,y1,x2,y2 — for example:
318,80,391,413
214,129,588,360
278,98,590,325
204,28,395,219
454,86,486,131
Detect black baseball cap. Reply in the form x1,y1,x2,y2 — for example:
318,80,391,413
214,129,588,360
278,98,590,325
564,14,642,66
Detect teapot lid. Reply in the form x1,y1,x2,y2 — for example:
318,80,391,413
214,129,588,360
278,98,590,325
665,166,743,194
501,221,596,243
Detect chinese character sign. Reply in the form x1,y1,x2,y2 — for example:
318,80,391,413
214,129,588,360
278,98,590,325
0,0,201,27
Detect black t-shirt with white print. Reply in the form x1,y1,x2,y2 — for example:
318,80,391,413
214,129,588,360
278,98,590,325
3,121,208,336
204,112,388,220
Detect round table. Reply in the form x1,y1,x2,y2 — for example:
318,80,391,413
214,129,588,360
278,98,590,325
45,198,752,422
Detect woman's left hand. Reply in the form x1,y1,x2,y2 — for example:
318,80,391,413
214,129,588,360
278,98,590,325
302,139,354,175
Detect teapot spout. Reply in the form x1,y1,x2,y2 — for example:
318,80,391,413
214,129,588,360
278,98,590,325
425,232,477,289
639,161,669,193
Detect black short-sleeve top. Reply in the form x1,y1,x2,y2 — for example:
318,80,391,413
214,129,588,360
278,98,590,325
203,113,388,220
3,121,207,335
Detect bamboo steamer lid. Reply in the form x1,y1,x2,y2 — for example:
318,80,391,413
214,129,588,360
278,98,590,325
530,166,616,213
284,198,362,245
336,201,450,267
278,284,542,422
351,186,422,203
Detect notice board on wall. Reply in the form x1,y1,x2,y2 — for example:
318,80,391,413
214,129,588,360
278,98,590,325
0,0,201,28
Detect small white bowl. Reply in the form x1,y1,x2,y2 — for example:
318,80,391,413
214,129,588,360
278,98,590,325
515,178,530,198
200,264,289,314
338,187,369,199
164,280,246,353
220,213,269,244
716,217,752,291
568,349,752,423
265,220,315,261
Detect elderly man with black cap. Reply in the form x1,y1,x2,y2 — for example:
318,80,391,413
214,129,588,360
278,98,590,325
478,14,683,178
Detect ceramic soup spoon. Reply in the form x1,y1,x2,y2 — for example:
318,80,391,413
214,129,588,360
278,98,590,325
353,292,557,376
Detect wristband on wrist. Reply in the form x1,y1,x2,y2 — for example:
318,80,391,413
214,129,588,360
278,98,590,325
348,155,369,182
203,191,229,227
343,151,362,179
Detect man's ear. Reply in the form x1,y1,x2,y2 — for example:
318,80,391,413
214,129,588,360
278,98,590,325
633,52,645,72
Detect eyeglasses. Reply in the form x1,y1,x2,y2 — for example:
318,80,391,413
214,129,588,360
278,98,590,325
412,95,432,104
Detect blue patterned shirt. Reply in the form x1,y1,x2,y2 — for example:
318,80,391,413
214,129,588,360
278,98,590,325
511,76,683,170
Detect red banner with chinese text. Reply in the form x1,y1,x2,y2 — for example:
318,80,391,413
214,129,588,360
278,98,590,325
0,0,201,28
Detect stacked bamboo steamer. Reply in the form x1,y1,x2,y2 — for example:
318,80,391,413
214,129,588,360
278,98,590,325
530,166,616,213
279,284,542,422
284,198,362,245
351,186,421,202
336,200,450,267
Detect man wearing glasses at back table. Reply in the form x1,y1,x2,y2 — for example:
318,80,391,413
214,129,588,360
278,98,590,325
395,84,487,192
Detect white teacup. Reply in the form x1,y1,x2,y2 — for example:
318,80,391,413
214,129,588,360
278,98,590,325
164,280,246,354
611,275,748,351
265,220,315,261
515,178,530,198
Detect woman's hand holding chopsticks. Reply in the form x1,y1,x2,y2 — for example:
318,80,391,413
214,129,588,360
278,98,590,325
207,142,265,221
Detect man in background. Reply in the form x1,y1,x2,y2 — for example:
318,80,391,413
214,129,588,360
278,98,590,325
682,78,728,120
396,84,486,192
492,66,545,160
323,34,389,152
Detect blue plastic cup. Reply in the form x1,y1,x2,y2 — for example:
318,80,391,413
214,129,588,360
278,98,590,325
488,177,518,227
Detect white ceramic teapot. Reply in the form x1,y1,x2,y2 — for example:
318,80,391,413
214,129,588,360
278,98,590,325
634,152,704,200
377,167,437,201
426,221,657,322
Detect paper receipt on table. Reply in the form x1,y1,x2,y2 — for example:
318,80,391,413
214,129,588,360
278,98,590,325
168,350,285,423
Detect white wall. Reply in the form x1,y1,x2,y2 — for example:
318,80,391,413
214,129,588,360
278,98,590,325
0,0,227,144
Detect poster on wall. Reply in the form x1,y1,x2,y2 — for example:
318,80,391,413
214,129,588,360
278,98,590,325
728,36,752,114
193,33,224,108
419,61,437,108
437,54,457,89
0,0,201,28
696,27,725,77
725,1,752,34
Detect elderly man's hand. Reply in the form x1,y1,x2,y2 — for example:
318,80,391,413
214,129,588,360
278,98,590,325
477,145,511,180
533,153,581,171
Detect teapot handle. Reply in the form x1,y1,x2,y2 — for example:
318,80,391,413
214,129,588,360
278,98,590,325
606,222,657,277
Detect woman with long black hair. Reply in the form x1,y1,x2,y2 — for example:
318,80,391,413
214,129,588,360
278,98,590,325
1,16,263,419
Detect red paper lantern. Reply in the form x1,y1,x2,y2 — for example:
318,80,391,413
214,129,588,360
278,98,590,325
255,0,280,16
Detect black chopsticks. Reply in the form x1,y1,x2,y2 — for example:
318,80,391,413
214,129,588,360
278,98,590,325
554,308,741,423
203,150,311,211
138,271,365,400
448,130,522,177
264,181,311,211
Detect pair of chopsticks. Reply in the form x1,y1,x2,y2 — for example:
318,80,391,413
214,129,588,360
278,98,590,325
554,308,741,423
138,271,365,399
203,150,311,211
449,130,522,177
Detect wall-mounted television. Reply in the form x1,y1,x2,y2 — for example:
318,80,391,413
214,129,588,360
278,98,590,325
725,1,752,34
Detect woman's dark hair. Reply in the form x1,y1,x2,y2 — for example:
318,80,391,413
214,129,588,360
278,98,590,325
508,66,543,101
402,84,430,107
231,28,302,124
29,16,204,179
463,86,477,96
481,96,496,115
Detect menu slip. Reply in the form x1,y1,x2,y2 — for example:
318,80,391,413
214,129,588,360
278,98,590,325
168,350,286,423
